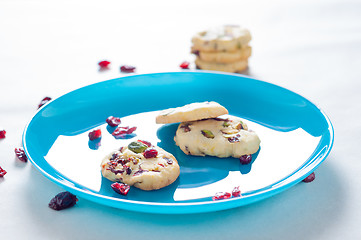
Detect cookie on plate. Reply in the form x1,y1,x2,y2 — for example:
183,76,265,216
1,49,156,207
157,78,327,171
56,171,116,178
156,101,228,124
174,116,260,158
191,25,252,52
101,141,180,191
195,58,248,73
193,45,252,63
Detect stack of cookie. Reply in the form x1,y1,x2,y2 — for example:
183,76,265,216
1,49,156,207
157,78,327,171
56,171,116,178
191,25,252,73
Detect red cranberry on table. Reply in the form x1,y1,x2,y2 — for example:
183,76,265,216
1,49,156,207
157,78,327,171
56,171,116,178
120,65,136,73
38,97,52,109
106,116,121,127
48,191,78,211
0,130,6,139
0,166,7,177
88,129,102,140
212,192,232,201
15,148,28,162
302,172,316,183
111,182,130,196
179,61,190,69
98,60,111,68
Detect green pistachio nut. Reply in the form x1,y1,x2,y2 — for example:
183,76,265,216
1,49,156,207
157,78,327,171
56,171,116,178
223,121,230,127
128,141,148,153
201,130,215,139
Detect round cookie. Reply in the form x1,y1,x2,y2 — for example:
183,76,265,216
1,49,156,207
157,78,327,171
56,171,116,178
195,58,248,73
101,141,180,191
191,25,251,52
156,101,228,124
193,45,252,63
174,116,260,158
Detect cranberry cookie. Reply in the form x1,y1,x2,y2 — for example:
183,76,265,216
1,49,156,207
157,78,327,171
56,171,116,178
101,141,180,191
174,116,260,158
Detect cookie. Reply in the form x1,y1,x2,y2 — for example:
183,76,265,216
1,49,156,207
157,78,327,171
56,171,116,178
193,45,252,63
195,58,248,73
101,141,180,191
191,25,251,52
156,101,228,124
174,116,260,158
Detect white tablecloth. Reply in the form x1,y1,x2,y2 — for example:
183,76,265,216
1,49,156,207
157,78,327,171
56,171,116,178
1,0,360,239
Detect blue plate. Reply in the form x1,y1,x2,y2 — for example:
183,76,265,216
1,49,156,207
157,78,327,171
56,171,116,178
23,71,334,214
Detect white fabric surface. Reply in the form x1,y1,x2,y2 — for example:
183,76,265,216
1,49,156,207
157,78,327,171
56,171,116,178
1,0,360,239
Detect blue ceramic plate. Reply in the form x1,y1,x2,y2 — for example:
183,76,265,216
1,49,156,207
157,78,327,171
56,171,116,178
23,71,334,214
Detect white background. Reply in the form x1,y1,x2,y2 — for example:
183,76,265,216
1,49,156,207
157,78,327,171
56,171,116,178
1,0,361,239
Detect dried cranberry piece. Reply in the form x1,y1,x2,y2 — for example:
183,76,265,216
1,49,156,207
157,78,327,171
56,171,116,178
110,153,119,160
108,161,118,167
98,60,111,68
228,135,241,143
143,148,158,159
164,157,173,165
120,65,136,73
212,192,232,201
133,169,148,176
116,158,127,165
180,123,191,132
106,116,121,127
125,126,137,134
88,129,101,140
232,186,241,197
124,165,132,175
302,172,315,183
109,168,124,175
111,182,130,195
38,97,52,109
239,154,252,165
137,140,152,147
179,61,190,69
112,126,137,137
0,130,6,139
49,191,78,211
191,50,200,56
15,148,28,162
0,166,7,177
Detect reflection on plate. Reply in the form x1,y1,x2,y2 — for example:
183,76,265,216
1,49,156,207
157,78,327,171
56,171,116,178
23,71,334,214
